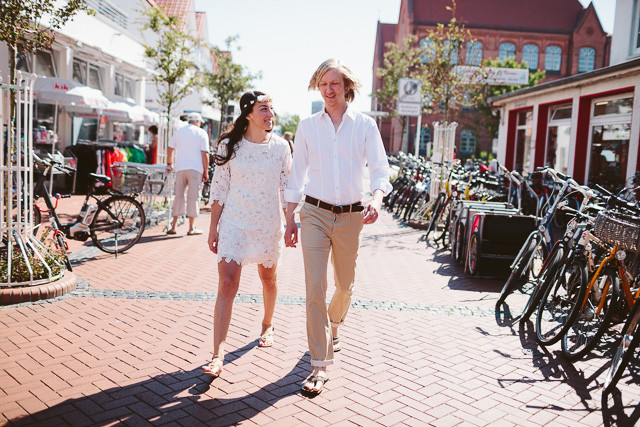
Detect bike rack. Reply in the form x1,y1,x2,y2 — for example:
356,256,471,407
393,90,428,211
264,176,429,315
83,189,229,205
1,71,64,287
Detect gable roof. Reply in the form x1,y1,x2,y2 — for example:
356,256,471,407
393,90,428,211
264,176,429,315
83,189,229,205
410,0,587,34
154,0,192,23
376,22,398,64
195,11,207,40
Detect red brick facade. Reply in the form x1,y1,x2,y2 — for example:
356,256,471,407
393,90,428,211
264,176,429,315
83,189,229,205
372,0,611,156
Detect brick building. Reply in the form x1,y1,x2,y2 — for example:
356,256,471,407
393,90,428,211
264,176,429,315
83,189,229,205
372,0,611,156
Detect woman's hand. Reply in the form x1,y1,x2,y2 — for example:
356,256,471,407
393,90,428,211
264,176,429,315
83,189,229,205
284,217,298,248
208,229,219,253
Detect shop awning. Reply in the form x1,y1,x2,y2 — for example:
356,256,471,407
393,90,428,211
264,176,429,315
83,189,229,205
101,100,159,124
33,77,109,109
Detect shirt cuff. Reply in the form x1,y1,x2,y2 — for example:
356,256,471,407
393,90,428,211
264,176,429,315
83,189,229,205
371,179,393,196
284,188,304,204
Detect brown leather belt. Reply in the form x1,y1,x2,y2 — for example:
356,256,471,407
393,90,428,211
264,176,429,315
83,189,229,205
305,195,364,214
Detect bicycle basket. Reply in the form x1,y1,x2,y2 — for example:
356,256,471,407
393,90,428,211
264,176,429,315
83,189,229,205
593,211,640,253
111,164,147,194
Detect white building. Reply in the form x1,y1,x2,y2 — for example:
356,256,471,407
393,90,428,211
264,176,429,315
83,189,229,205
491,0,640,190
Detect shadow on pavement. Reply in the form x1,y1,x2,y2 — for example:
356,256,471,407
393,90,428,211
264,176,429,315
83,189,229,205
10,355,311,425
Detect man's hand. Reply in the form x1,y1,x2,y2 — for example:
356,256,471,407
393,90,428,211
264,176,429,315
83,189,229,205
362,189,384,225
284,217,298,248
202,171,209,183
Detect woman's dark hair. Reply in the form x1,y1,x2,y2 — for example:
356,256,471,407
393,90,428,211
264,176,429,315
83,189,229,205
148,125,158,135
213,90,267,166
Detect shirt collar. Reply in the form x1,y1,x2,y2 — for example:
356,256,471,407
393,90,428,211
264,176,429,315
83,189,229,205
320,103,357,122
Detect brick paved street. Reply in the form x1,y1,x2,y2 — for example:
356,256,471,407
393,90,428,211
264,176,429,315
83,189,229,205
1,198,639,426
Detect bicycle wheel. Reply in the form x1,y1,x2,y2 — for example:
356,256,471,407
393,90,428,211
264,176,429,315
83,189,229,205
535,258,587,346
604,297,640,391
521,246,564,322
497,235,538,305
453,222,466,263
426,194,445,236
562,268,620,361
90,195,146,254
467,231,481,275
432,200,450,245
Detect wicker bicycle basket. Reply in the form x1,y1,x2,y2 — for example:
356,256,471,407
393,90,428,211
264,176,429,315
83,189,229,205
593,211,640,253
110,164,147,194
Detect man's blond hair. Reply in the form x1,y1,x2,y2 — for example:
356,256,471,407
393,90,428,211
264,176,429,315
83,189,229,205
308,59,361,103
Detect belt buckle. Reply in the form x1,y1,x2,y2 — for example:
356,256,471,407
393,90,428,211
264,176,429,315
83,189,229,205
332,205,343,214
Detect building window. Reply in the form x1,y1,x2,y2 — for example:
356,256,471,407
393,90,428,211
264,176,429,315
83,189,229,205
546,104,572,174
443,40,459,65
499,42,516,61
588,95,633,190
515,110,533,173
114,73,135,99
459,130,476,157
545,45,562,72
465,41,482,66
522,44,539,70
420,126,431,156
73,58,103,91
578,47,595,73
16,51,57,77
419,38,435,63
84,0,128,30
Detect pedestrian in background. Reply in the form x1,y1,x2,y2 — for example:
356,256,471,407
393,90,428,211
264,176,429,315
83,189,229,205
147,125,158,164
284,131,294,153
284,59,392,395
166,112,210,235
203,91,292,378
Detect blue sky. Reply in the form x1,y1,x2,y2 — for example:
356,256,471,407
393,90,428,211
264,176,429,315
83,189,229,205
197,0,615,119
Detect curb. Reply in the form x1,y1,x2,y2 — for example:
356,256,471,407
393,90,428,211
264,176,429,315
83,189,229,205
0,272,78,305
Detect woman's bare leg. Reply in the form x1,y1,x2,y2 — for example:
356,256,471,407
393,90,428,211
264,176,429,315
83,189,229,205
212,260,242,360
257,263,278,335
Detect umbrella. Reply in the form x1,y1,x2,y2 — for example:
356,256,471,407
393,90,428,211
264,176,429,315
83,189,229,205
33,77,109,109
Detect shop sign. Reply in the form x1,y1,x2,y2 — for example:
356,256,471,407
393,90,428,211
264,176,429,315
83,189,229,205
455,66,529,86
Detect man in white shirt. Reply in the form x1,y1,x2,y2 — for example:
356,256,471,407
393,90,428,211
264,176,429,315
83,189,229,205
166,112,210,235
284,59,392,395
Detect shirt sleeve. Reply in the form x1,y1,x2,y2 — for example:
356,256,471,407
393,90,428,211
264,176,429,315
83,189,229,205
208,142,230,206
364,117,393,196
280,145,292,208
200,130,210,153
284,121,309,203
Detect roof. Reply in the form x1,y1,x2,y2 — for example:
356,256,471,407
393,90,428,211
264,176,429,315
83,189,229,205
411,0,587,34
154,0,192,24
376,22,397,64
195,11,206,40
489,56,640,105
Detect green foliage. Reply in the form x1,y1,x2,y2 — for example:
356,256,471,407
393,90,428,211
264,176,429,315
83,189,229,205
0,0,91,84
471,57,546,138
416,0,477,123
0,244,65,283
141,5,198,121
278,114,300,137
203,36,260,136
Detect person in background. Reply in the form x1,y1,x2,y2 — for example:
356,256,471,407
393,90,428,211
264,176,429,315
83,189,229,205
283,59,392,396
283,131,294,153
203,91,291,377
147,125,158,164
166,113,209,235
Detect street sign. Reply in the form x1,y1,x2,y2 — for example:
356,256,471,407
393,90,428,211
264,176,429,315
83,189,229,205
397,78,422,117
454,66,529,86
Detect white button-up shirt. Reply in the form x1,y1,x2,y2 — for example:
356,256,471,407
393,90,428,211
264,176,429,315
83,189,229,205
284,105,392,206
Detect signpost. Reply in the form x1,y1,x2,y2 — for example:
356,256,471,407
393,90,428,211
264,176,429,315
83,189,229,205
397,78,423,156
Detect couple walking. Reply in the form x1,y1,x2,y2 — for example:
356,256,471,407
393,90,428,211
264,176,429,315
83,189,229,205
203,59,392,396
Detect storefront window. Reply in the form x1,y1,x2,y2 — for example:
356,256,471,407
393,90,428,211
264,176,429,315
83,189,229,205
72,116,98,144
594,97,633,116
588,124,630,190
514,110,533,173
546,104,572,174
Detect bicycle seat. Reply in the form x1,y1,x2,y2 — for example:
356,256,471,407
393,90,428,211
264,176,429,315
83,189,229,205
90,173,112,185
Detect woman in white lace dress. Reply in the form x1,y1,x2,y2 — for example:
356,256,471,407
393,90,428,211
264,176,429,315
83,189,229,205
203,91,291,377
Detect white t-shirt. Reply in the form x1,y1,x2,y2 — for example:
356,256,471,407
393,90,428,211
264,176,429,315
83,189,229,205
168,124,210,173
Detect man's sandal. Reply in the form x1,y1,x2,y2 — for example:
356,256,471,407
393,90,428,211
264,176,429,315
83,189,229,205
259,326,274,347
202,357,223,377
301,373,329,396
333,337,341,353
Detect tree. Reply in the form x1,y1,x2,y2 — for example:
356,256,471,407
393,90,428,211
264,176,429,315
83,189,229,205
471,57,546,140
204,36,260,136
417,0,478,123
141,5,198,126
373,34,422,152
278,113,300,137
0,0,91,86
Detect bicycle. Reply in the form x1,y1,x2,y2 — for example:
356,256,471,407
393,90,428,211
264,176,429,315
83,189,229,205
33,154,147,267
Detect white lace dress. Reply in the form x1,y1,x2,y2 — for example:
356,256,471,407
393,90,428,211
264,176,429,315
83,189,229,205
208,135,291,267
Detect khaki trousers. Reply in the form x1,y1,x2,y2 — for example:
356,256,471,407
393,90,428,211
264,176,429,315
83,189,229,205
299,202,364,367
172,169,201,218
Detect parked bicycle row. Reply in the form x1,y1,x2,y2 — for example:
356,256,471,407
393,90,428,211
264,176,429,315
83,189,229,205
385,154,640,393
